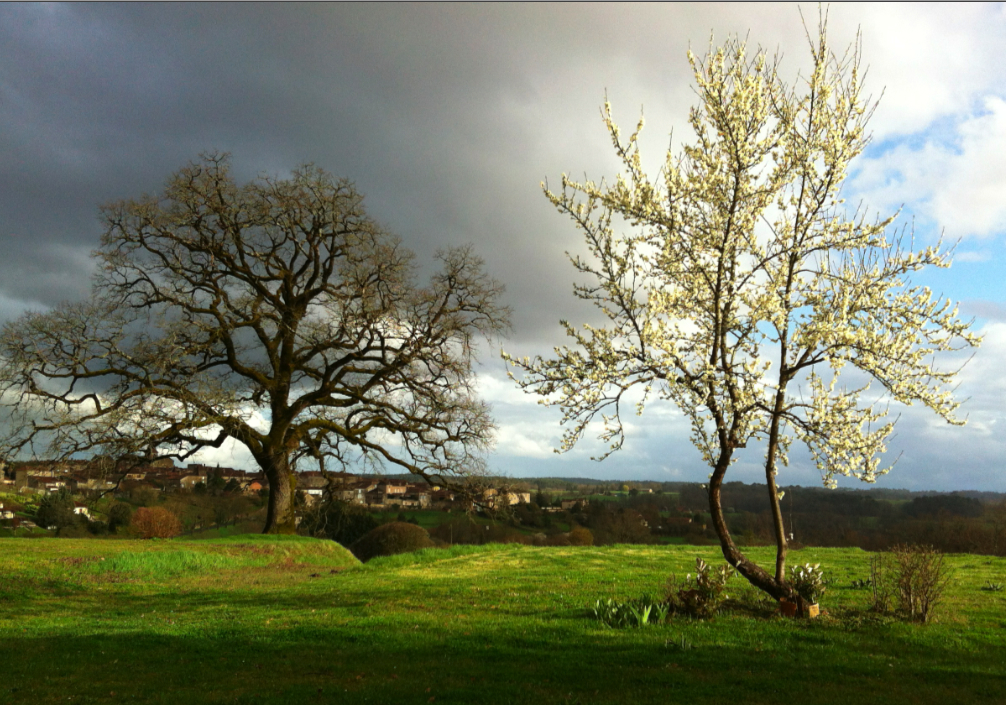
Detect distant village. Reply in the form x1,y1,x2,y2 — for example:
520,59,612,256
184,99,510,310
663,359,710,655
0,457,533,516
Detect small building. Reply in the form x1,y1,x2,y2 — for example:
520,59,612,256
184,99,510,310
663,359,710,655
78,477,117,491
179,475,207,490
335,486,368,505
301,488,324,505
482,488,532,509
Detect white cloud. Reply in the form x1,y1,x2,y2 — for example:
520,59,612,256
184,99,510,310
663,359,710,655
845,4,1006,139
186,436,257,470
495,423,556,459
954,250,992,263
852,96,1006,239
476,370,547,408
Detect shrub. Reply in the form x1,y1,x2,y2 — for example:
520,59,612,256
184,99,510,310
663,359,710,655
107,503,134,533
568,526,594,546
891,544,953,623
544,532,570,547
132,507,183,539
87,519,109,536
35,488,77,532
58,518,92,538
665,557,734,618
299,499,378,547
869,544,953,623
350,521,434,562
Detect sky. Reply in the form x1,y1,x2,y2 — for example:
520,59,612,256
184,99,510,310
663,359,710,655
4,3,1006,491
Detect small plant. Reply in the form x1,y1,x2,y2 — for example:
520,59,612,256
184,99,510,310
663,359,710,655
981,581,1004,592
592,595,669,628
851,578,873,589
869,552,896,613
789,563,827,604
665,634,694,650
665,557,734,618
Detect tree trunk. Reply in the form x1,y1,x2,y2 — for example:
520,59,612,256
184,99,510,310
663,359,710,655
764,388,789,583
261,450,297,534
708,449,794,602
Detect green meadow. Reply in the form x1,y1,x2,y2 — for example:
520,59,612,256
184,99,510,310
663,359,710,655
2,537,1005,704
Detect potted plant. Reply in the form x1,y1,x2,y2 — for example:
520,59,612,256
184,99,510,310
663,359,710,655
781,563,826,618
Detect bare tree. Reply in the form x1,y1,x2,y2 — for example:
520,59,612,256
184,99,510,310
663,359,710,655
506,18,978,606
0,154,510,533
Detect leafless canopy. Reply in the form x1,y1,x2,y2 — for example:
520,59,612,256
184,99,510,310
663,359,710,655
0,154,511,531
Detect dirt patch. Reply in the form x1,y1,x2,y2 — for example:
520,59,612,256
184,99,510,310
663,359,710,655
57,556,102,567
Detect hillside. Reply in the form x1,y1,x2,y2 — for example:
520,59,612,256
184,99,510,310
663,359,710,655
1,538,1005,704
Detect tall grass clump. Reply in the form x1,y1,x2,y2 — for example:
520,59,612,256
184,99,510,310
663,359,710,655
93,550,244,578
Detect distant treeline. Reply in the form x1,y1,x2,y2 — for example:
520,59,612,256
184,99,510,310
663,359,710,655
513,478,1006,556
339,474,1006,555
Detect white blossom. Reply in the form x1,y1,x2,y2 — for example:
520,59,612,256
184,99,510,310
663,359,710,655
503,18,978,597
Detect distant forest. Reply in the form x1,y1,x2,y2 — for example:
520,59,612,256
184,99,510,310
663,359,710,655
505,477,1006,556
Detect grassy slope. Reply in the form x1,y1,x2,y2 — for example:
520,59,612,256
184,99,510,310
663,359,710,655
2,539,1005,704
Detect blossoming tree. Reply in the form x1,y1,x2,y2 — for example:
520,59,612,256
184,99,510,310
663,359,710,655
505,21,979,606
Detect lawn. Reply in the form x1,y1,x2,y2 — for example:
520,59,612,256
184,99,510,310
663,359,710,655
2,537,1005,704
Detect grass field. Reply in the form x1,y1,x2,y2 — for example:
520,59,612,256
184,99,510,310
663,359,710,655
2,537,1005,704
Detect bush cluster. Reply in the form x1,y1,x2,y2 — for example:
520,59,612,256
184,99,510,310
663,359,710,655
299,499,378,547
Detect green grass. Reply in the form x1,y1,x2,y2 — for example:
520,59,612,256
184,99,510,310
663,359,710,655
371,508,453,530
2,538,1006,704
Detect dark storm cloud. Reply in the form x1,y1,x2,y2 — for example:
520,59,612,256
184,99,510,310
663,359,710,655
0,3,733,338
5,4,1006,489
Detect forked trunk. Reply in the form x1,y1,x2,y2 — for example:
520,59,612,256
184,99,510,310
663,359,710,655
261,451,297,534
708,449,795,603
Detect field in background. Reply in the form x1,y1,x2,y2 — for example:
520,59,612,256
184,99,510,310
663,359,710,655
2,537,1006,704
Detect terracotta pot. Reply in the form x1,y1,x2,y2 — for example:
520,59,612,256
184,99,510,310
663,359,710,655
778,599,820,618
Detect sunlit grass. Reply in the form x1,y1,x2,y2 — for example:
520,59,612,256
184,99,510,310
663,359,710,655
2,537,1005,704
